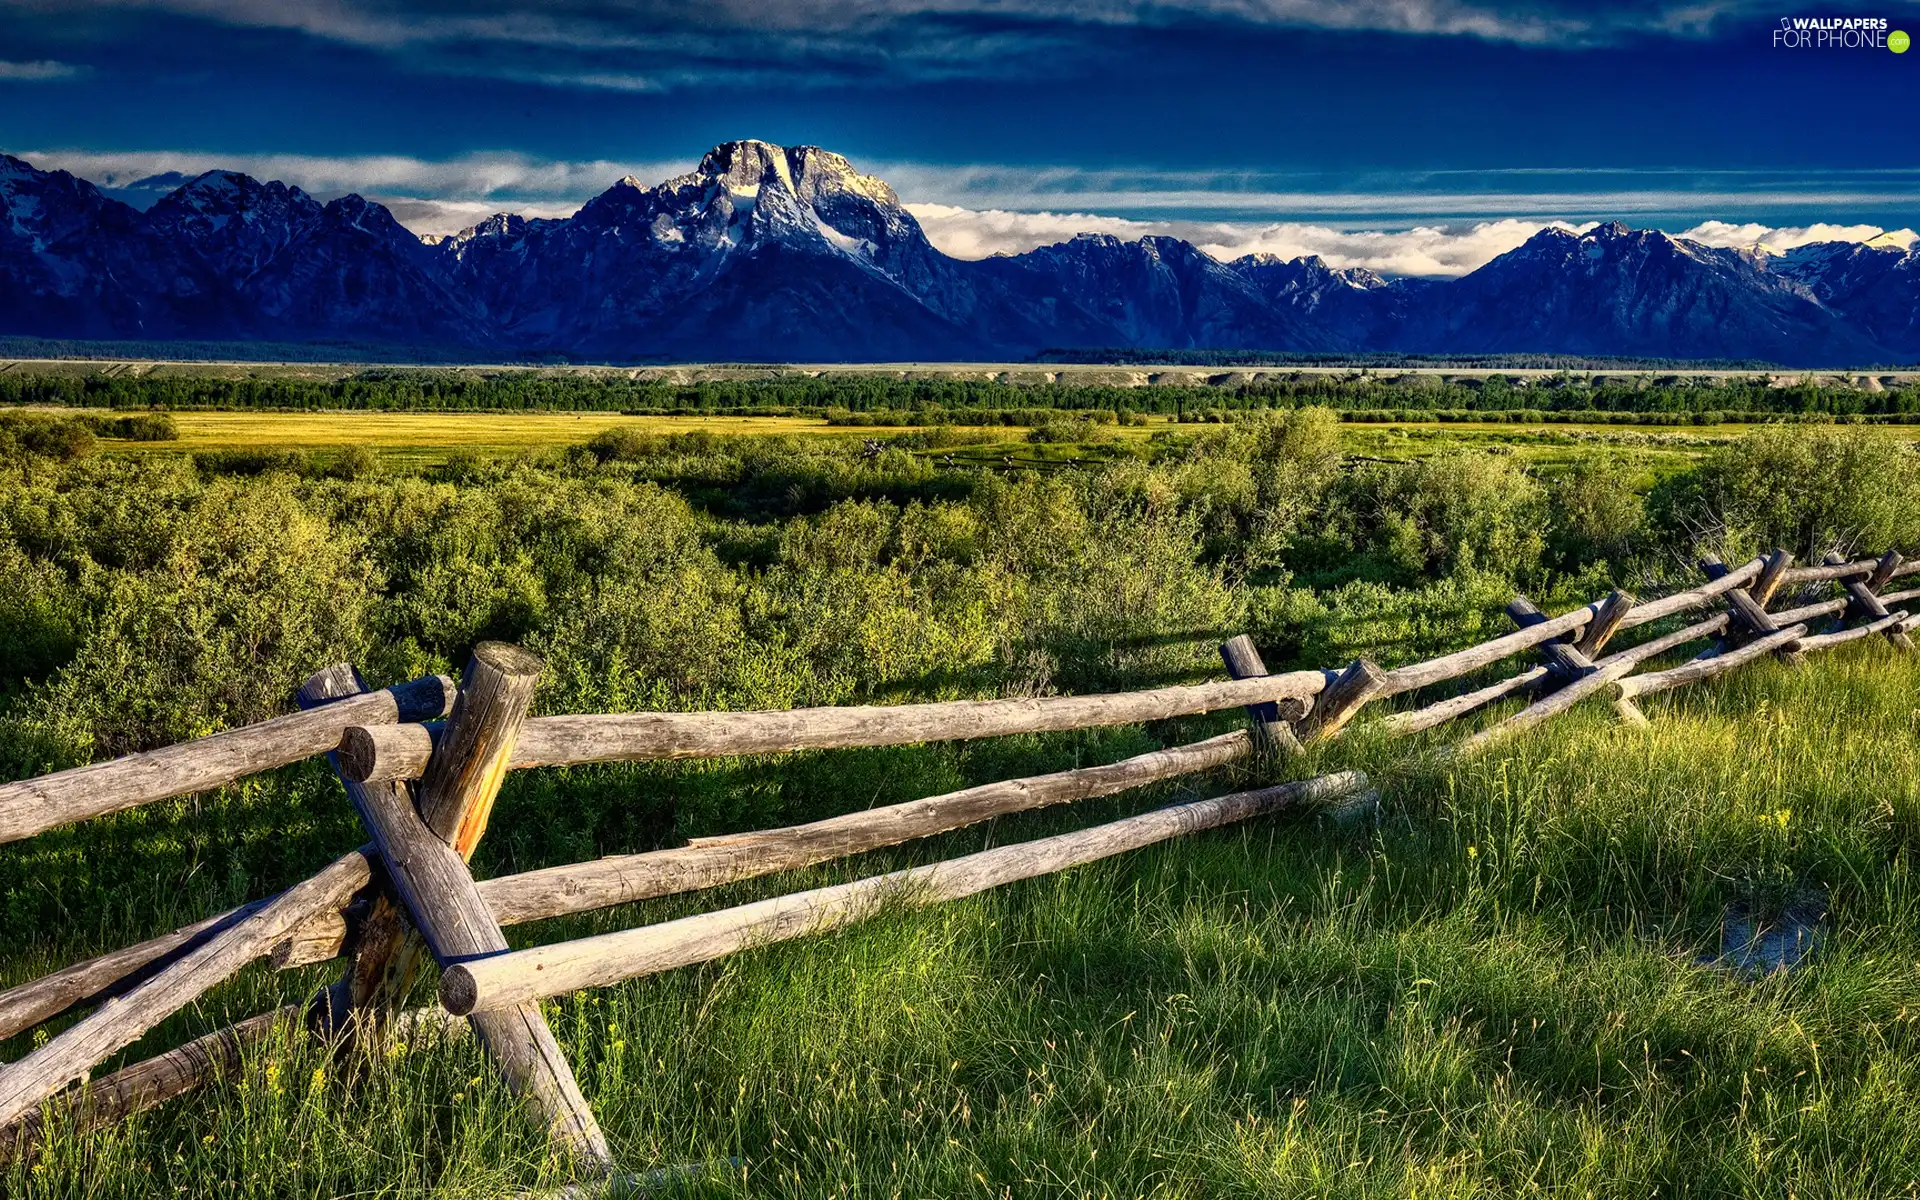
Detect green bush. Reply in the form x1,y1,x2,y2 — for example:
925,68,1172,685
1026,416,1111,444
0,420,1911,773
1313,450,1549,583
1548,457,1647,568
0,412,97,466
86,412,179,441
585,427,659,462
1651,425,1920,561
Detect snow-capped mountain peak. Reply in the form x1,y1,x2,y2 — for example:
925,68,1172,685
559,139,932,283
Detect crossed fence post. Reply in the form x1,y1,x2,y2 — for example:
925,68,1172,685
1217,634,1386,753
306,645,614,1171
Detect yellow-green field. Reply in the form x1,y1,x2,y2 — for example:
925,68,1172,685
106,410,929,456
21,404,1920,476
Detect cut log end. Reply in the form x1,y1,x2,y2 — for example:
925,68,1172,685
1300,658,1388,742
474,640,548,680
440,967,480,1017
340,723,438,785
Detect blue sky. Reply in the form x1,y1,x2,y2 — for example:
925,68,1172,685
2,0,1917,273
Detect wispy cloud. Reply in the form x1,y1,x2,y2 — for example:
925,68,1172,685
0,1,1779,46
0,0,1100,89
905,204,1162,258
0,1,1808,92
373,196,586,233
909,205,1920,274
0,59,85,81
1190,218,1599,275
878,162,1920,221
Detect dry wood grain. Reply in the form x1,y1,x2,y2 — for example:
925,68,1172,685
1780,557,1875,584
350,644,613,1170
1796,610,1912,651
485,731,1253,927
1749,550,1795,609
343,671,1333,782
441,771,1370,1015
5,735,1255,1021
1452,613,1734,755
1298,659,1388,741
1828,552,1917,651
1573,590,1636,658
1613,623,1809,700
1373,666,1551,737
1217,635,1301,753
1770,596,1848,626
0,674,453,846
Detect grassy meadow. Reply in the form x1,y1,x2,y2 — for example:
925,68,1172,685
5,389,1920,1196
6,404,1856,479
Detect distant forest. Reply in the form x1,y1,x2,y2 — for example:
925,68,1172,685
1030,349,1802,370
3,369,1919,423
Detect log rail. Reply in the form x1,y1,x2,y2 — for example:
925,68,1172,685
2,545,1914,1184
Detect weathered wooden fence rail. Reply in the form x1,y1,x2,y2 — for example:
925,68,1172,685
2,546,1916,1185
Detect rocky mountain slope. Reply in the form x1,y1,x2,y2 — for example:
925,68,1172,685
2,143,1914,364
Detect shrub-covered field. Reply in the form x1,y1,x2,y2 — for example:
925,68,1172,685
5,411,1920,1196
5,363,1920,421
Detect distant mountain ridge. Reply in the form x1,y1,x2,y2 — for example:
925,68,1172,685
3,141,1916,365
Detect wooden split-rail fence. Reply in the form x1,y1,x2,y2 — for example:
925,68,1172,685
1,546,1916,1187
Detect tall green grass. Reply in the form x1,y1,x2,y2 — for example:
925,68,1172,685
11,645,1920,1197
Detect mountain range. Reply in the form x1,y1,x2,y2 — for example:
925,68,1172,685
3,140,1916,366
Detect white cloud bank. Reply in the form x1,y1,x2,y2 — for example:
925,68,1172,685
906,204,1591,274
1677,220,1919,252
906,206,1920,276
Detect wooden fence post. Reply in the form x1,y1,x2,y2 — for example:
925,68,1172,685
1508,596,1646,724
1572,589,1636,659
1297,659,1387,742
1828,551,1916,651
1701,555,1805,666
296,665,427,1040
1750,549,1794,609
1217,635,1303,754
333,644,614,1171
1506,597,1590,677
1867,550,1904,593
